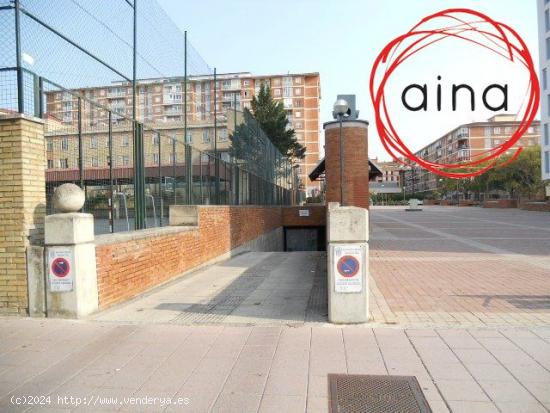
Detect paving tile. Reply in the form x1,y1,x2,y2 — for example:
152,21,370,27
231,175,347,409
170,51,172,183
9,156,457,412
465,362,516,382
495,401,549,413
258,394,306,413
447,401,499,413
434,379,490,402
305,396,329,413
264,372,308,396
453,348,498,365
211,391,262,413
479,380,540,403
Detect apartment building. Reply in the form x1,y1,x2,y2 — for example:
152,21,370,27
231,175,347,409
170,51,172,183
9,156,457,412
403,115,541,194
44,71,321,196
537,0,550,189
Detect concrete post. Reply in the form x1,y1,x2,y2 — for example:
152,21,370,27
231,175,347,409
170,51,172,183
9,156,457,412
327,202,369,323
44,185,98,318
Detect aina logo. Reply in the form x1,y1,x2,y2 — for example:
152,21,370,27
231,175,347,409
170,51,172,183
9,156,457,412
369,8,540,178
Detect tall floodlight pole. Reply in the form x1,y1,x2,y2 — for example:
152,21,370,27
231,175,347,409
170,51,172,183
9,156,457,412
214,67,219,204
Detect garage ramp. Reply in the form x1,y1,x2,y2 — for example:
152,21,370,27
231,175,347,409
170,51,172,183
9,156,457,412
92,251,327,325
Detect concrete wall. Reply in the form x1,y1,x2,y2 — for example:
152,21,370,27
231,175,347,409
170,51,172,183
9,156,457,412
0,116,46,315
94,205,283,309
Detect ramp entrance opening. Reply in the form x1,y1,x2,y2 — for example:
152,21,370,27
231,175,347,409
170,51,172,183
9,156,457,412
284,226,326,252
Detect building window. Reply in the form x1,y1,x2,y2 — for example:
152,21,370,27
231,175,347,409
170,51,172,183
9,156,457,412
544,69,548,91
295,111,302,118
243,80,250,87
545,151,550,174
122,135,129,147
283,87,291,98
546,9,550,32
47,159,54,169
493,127,501,135
121,155,129,166
274,88,281,97
294,77,302,84
185,131,193,144
546,37,550,60
91,157,98,167
527,126,534,133
220,152,230,162
545,123,549,146
61,138,69,151
59,159,68,169
202,130,210,143
47,140,53,151
153,153,159,164
293,88,301,96
153,134,159,146
219,129,228,142
90,137,98,149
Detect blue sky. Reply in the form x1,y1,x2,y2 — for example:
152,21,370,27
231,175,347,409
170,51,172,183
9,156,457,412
157,0,540,161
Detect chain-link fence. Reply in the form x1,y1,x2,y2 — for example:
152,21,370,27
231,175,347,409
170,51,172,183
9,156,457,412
0,0,297,235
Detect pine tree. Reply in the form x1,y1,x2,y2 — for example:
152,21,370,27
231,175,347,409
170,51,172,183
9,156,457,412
251,84,306,160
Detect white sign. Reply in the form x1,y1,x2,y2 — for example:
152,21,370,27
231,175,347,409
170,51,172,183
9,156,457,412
299,209,310,217
333,244,363,293
48,247,74,292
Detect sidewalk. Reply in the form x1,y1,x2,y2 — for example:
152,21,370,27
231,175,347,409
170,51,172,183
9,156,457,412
1,318,550,413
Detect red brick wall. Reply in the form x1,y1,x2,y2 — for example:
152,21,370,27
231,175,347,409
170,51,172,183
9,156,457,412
282,206,326,227
520,202,550,212
324,121,370,209
483,199,518,208
95,206,282,309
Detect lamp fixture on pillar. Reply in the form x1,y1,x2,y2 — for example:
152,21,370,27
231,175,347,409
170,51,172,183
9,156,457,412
333,98,350,206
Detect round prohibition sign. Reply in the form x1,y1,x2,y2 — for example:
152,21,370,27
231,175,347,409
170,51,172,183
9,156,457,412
336,255,360,278
51,257,70,278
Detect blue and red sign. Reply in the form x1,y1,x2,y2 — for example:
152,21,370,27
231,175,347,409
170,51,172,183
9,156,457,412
51,257,70,278
336,255,360,278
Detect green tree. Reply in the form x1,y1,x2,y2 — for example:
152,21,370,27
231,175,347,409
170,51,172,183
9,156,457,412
251,84,306,160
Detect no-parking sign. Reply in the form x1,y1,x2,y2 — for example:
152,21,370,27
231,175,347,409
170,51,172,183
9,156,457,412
333,244,363,293
48,247,74,292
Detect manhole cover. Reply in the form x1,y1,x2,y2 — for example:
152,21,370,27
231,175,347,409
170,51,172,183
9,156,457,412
328,374,432,413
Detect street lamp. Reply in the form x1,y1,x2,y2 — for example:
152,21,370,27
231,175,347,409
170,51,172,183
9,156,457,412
333,99,349,206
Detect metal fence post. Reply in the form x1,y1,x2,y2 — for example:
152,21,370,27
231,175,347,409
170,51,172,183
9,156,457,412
77,97,83,189
133,122,146,229
157,132,163,227
108,111,114,233
213,68,219,204
185,145,192,203
14,0,23,113
172,139,177,205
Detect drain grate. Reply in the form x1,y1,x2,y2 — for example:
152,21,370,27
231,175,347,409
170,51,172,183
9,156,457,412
328,374,432,413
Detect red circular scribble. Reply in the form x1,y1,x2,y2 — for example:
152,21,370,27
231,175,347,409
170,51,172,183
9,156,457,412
369,8,540,178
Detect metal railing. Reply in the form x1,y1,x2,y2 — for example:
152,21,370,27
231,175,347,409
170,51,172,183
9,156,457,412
0,0,297,235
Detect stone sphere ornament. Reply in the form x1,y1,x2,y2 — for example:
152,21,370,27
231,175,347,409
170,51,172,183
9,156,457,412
53,183,85,213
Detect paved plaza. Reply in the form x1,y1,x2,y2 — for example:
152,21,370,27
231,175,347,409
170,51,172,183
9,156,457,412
370,206,550,327
1,206,549,412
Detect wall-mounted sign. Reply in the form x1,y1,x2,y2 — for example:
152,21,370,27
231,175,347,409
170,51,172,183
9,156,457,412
299,209,310,217
333,244,363,293
48,247,74,292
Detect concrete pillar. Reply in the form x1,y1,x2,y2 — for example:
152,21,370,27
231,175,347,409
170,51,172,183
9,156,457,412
327,202,369,323
0,115,46,315
44,185,98,318
323,120,369,209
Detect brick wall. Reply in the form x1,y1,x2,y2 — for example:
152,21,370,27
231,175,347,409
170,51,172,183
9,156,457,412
95,206,282,309
0,116,46,315
324,121,370,209
520,201,550,212
483,199,518,208
282,205,326,227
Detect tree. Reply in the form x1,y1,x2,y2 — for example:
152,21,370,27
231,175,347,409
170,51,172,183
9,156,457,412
251,84,306,160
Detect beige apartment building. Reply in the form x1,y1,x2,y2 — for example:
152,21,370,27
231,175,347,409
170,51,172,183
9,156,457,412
403,114,541,194
44,71,321,195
